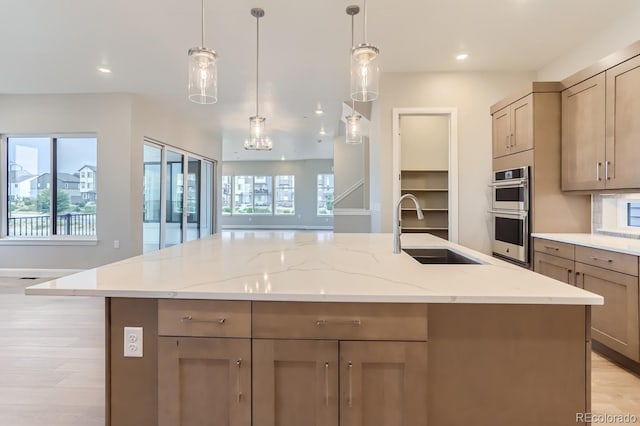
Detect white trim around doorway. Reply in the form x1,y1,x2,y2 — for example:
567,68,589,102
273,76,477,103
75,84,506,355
392,107,459,243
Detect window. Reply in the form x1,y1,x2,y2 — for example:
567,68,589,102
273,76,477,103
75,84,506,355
253,176,273,214
6,136,97,237
628,203,640,227
317,174,334,216
222,176,232,215
275,176,295,215
233,176,254,214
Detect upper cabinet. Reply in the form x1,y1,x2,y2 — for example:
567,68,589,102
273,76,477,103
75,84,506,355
605,55,640,189
492,94,534,158
562,43,640,191
561,73,606,190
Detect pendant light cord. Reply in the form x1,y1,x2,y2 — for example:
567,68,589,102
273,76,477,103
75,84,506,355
351,12,356,113
201,0,205,47
363,0,367,43
256,14,260,117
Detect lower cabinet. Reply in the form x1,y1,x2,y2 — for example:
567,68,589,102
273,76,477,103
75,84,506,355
533,252,575,286
252,339,428,426
576,262,640,361
158,337,252,426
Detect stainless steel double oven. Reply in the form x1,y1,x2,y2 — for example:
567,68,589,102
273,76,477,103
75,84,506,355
489,167,530,265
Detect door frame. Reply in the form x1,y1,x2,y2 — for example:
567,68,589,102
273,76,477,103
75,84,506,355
392,107,459,243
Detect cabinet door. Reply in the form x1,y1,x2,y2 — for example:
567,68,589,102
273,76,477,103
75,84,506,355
253,339,338,426
158,337,251,426
561,73,606,190
534,251,575,286
510,94,534,154
492,106,511,158
576,262,639,361
340,341,427,426
605,55,640,189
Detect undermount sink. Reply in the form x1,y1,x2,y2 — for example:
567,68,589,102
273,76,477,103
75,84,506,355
403,248,482,265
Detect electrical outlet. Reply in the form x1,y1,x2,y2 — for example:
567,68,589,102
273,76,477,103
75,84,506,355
124,326,143,357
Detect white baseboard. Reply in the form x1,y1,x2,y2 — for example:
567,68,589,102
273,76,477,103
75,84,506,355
0,268,83,278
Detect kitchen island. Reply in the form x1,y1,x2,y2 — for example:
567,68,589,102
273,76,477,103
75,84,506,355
27,232,602,426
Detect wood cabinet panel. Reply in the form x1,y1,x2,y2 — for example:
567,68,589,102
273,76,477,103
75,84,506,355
575,246,638,276
510,94,534,154
492,106,511,158
252,302,428,341
533,238,575,260
339,341,428,426
158,300,251,338
561,73,606,190
253,339,339,426
158,337,251,426
605,55,640,189
534,251,575,286
576,263,639,361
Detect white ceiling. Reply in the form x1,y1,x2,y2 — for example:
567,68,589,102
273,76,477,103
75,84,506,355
0,0,637,161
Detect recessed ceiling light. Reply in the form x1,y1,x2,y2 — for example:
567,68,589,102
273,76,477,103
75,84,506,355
456,53,469,61
314,103,324,115
97,66,112,74
319,128,326,136
280,155,285,161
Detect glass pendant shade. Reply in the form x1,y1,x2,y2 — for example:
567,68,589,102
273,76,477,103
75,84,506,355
345,114,363,144
188,48,218,104
244,136,272,151
350,43,380,102
249,116,266,140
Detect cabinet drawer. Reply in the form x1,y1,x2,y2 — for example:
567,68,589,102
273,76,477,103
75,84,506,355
252,302,428,341
158,300,251,338
533,239,575,260
575,246,638,276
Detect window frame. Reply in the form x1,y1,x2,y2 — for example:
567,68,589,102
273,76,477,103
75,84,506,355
2,133,98,242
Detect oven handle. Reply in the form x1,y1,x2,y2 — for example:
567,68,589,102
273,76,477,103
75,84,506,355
488,210,528,217
488,180,528,188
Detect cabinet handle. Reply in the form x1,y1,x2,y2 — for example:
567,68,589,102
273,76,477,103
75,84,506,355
510,133,515,147
591,256,613,263
348,361,353,408
324,362,330,407
506,135,510,149
180,316,226,324
236,359,243,403
315,319,361,327
567,269,572,284
605,161,611,180
544,245,560,252
596,162,602,181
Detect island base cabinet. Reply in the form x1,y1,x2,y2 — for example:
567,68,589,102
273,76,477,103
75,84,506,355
576,263,640,361
339,341,428,426
252,339,339,426
157,337,251,426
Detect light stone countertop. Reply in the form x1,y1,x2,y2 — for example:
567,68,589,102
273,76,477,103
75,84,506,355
27,231,603,305
533,233,640,257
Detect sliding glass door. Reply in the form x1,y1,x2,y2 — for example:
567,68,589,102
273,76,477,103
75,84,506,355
143,142,215,252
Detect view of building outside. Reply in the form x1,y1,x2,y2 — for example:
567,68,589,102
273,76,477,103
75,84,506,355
7,136,97,237
221,176,232,215
275,175,295,215
317,174,334,216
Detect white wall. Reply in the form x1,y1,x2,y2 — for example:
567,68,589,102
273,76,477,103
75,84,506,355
0,94,220,269
537,4,640,80
372,71,535,254
221,159,333,229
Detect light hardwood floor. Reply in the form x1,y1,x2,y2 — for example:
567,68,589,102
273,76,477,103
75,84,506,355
1,276,640,425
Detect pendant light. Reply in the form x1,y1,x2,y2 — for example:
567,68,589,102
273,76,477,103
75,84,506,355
346,5,363,144
244,8,272,151
188,0,218,104
350,0,379,102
